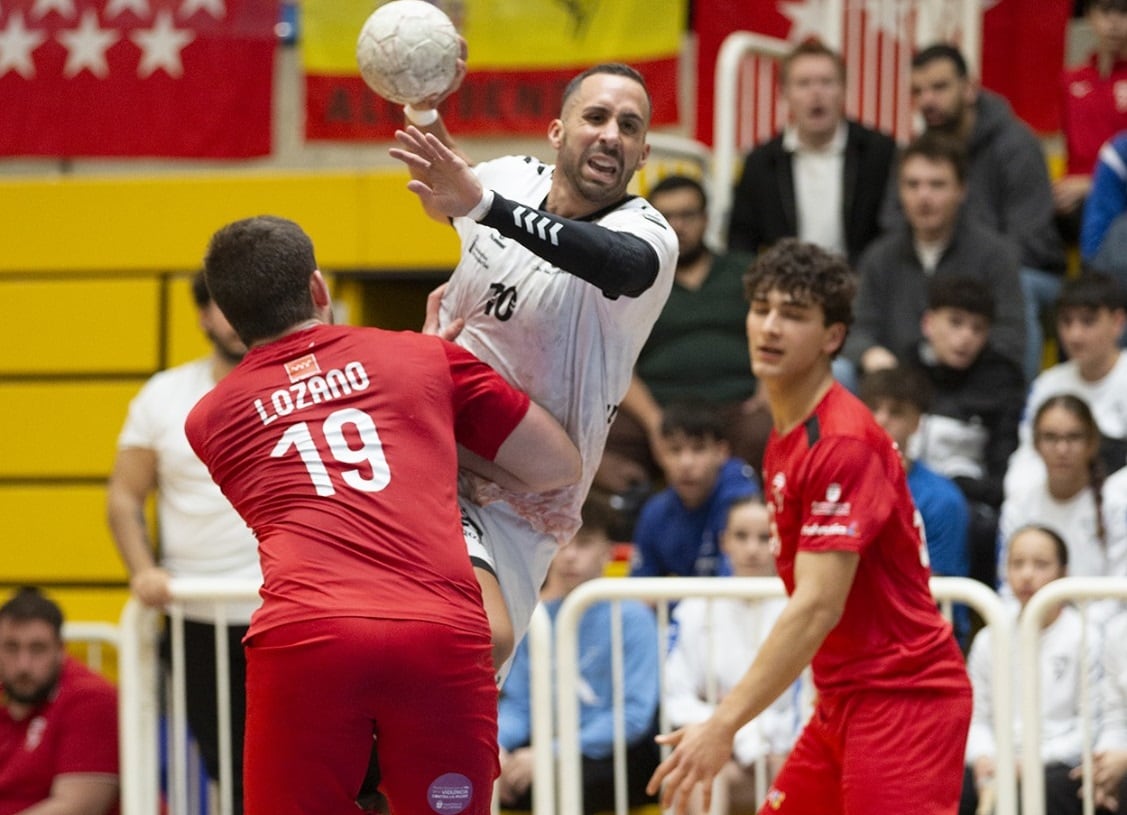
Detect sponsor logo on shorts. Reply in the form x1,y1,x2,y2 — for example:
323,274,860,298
428,773,473,814
765,788,786,809
800,521,858,537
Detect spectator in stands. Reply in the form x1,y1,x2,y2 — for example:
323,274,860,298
859,367,971,642
999,395,1127,616
961,525,1103,815
1080,128,1127,291
899,43,1066,383
596,175,769,498
497,497,660,815
629,401,761,578
106,271,258,814
726,38,896,267
0,587,119,815
1076,609,1127,811
904,276,1024,588
663,495,809,815
1005,273,1127,498
845,132,1026,380
1057,0,1127,234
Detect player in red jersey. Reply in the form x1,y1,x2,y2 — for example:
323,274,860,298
184,215,581,815
647,239,971,815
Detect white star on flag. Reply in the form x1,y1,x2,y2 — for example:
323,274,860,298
31,0,75,20
779,0,835,43
105,0,151,20
861,0,908,39
58,9,120,78
0,11,48,78
180,0,225,20
132,9,194,77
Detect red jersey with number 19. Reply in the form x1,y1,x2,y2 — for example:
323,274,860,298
185,324,530,639
762,383,968,697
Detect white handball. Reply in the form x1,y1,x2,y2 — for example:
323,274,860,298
356,0,460,106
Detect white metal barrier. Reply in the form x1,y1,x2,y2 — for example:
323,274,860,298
708,0,982,247
549,576,1014,815
62,620,120,673
118,578,261,815
1019,577,1127,815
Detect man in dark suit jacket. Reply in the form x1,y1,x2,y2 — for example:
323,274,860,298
726,40,896,267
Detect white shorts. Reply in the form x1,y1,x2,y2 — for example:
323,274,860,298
459,497,559,681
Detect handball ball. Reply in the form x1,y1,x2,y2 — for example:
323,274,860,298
356,0,460,106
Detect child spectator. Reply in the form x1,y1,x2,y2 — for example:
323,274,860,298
497,497,660,815
859,367,971,642
903,276,1024,588
961,525,1102,815
663,496,809,815
999,395,1127,617
1005,273,1127,498
630,402,760,578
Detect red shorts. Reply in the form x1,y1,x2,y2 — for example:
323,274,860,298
758,688,972,815
243,617,499,815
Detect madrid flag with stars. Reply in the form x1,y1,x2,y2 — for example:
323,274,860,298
0,0,277,158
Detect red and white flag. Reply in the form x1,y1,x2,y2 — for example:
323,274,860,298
0,0,277,158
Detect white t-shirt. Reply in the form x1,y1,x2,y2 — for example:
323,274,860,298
664,595,809,766
1004,353,1127,498
966,604,1102,766
443,154,678,542
118,357,262,622
1097,612,1127,752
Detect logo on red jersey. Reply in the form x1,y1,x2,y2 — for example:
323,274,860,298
765,788,786,809
810,482,851,517
770,472,786,512
800,521,858,537
284,353,321,383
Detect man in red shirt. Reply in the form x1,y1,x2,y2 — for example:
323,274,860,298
0,588,119,815
647,239,971,815
185,215,581,815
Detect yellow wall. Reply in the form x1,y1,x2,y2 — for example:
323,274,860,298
0,169,458,625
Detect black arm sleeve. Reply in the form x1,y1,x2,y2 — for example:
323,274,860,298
478,191,662,299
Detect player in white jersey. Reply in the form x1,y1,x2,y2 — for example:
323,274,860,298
390,62,678,676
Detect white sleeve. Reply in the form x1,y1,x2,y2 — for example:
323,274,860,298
965,628,997,763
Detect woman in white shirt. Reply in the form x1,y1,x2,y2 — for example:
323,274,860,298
663,496,808,815
962,525,1103,815
999,395,1126,610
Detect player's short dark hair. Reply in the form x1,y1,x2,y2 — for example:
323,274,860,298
912,43,968,77
780,38,846,86
1057,272,1126,313
562,63,651,122
203,215,319,346
191,269,212,308
927,276,994,321
0,587,64,637
660,400,729,444
858,366,933,414
743,238,855,332
647,175,707,210
899,132,968,184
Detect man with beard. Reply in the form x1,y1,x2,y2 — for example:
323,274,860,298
595,175,770,497
888,42,1065,383
0,587,119,815
389,62,677,681
106,270,259,814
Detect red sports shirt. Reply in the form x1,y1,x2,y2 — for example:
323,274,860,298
0,659,119,815
186,324,530,638
762,383,968,696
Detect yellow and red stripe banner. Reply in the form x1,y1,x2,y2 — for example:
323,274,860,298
302,0,687,139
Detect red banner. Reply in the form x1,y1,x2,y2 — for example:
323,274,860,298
0,0,277,158
305,58,680,141
980,0,1072,134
